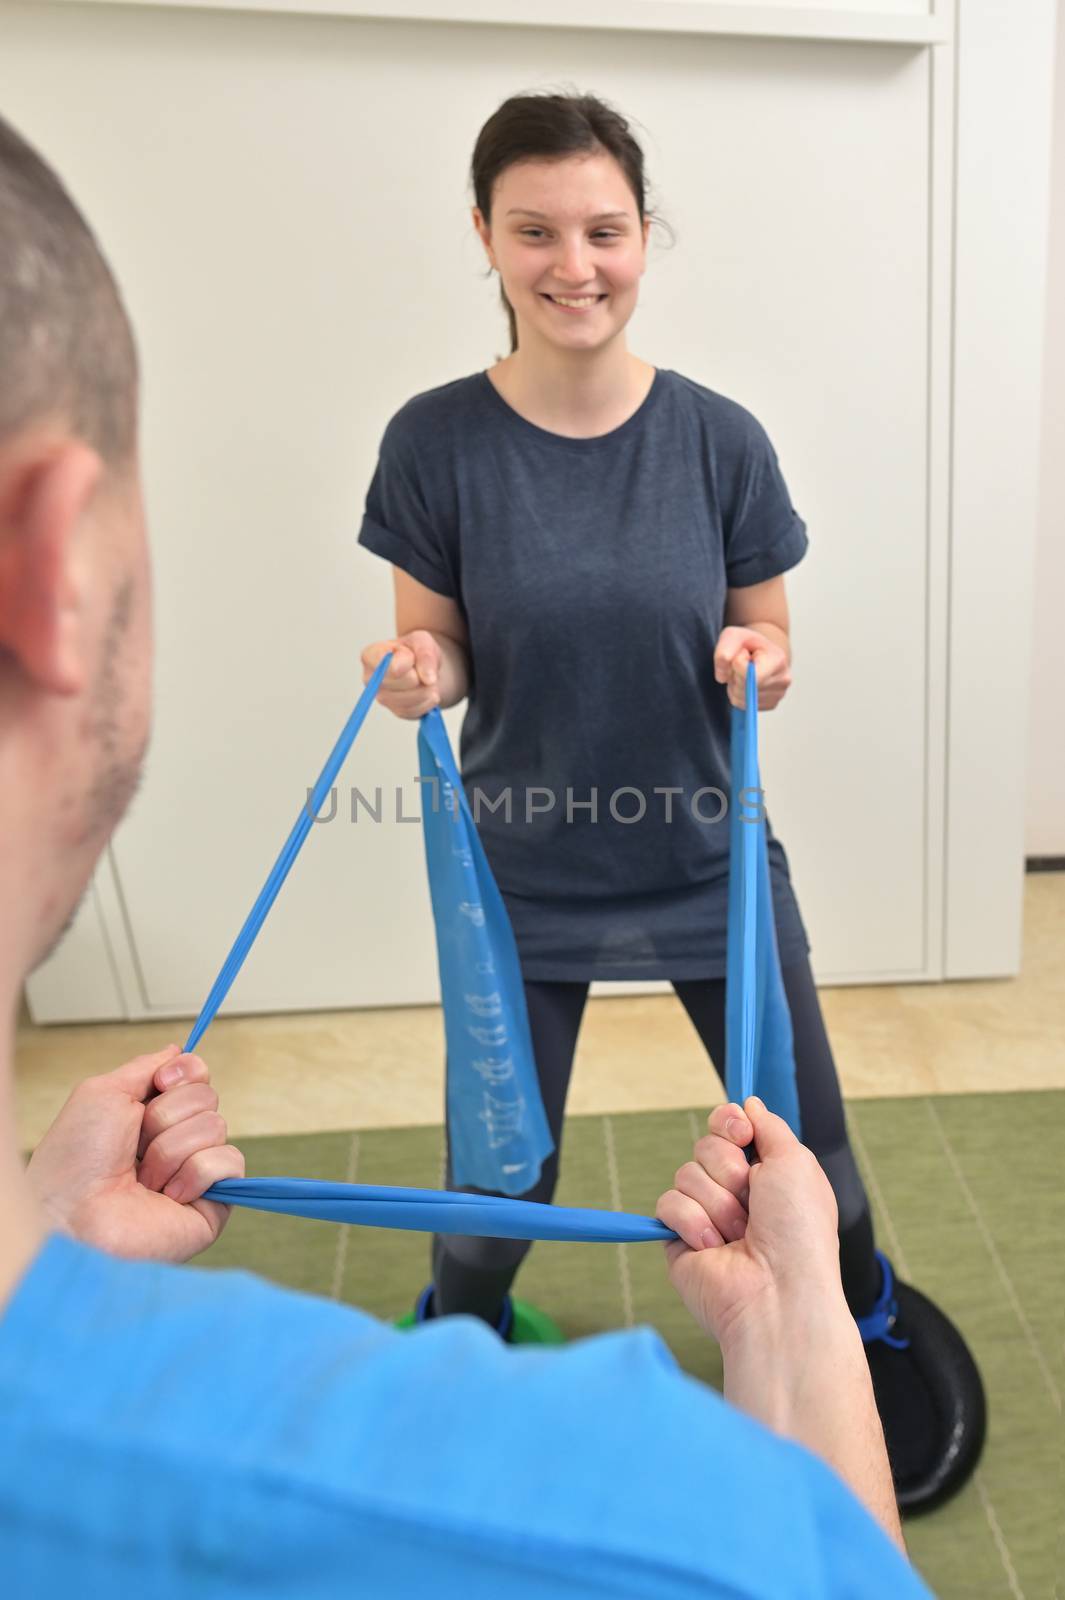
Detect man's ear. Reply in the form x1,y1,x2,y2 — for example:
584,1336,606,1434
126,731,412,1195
0,435,103,695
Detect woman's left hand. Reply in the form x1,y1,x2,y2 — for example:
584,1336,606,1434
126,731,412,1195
713,626,792,710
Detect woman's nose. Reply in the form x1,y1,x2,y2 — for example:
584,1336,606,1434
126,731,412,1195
554,238,595,285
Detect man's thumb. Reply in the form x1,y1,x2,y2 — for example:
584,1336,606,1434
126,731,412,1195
742,1095,796,1161
104,1045,183,1100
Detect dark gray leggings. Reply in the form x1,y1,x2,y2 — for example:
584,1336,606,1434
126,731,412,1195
431,953,880,1323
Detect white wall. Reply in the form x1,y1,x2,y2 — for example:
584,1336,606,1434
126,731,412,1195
2,0,1056,1022
1028,0,1065,859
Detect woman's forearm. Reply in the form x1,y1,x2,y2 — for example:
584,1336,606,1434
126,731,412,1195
745,619,791,667
391,569,472,710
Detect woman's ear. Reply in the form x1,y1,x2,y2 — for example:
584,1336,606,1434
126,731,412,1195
0,434,103,695
471,207,496,270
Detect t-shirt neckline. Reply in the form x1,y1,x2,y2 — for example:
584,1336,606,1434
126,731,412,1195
476,366,667,449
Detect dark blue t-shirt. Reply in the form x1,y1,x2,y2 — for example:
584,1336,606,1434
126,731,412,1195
358,368,810,981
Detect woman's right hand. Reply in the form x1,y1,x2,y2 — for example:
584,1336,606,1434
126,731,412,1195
361,631,444,719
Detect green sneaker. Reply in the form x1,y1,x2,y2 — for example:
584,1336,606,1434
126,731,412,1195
509,1297,566,1346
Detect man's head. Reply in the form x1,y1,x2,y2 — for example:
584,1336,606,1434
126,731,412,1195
0,114,151,978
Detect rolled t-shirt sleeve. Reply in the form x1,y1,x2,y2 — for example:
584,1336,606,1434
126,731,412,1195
724,415,809,588
358,409,457,599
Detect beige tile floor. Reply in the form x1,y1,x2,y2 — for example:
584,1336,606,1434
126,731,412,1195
14,874,1064,1149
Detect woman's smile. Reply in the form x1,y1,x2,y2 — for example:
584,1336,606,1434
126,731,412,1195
540,293,608,313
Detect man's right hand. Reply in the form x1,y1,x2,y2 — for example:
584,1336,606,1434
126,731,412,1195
656,1095,842,1350
658,1099,907,1554
361,631,443,719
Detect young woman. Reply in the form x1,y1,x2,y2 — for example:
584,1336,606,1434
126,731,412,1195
358,91,984,1513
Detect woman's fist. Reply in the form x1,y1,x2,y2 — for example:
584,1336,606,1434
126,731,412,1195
362,631,443,720
713,627,791,710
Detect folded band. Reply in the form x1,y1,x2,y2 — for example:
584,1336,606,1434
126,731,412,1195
204,1177,679,1244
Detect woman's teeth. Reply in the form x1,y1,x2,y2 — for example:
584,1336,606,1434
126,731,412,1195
546,295,603,308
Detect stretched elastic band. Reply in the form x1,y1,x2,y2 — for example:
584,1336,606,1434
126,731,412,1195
204,1177,679,1244
184,654,393,1053
738,658,759,1104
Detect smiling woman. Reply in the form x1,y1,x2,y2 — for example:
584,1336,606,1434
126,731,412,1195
486,188,633,331
476,148,655,421
355,86,986,1519
468,96,661,395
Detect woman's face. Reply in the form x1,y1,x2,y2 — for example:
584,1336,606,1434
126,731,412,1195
474,151,650,353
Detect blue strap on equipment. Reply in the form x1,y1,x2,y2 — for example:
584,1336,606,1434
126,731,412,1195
417,710,554,1195
725,660,802,1143
855,1251,912,1348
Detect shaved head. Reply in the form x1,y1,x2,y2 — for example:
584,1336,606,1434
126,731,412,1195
0,113,152,977
0,113,138,465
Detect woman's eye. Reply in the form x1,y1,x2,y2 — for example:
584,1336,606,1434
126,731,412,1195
518,230,620,241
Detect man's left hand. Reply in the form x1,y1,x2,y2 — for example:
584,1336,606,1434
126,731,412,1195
26,1045,244,1262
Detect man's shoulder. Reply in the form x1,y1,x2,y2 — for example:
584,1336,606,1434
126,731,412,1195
0,1237,930,1596
2,1237,740,1519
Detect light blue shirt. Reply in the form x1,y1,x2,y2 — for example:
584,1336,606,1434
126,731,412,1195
0,1234,932,1597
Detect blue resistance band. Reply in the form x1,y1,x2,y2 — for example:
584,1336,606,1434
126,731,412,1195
724,661,802,1148
202,1178,675,1244
183,653,394,1054
417,708,553,1195
193,656,797,1245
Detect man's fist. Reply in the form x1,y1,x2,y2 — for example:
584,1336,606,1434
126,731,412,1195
656,1096,840,1350
26,1044,244,1263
